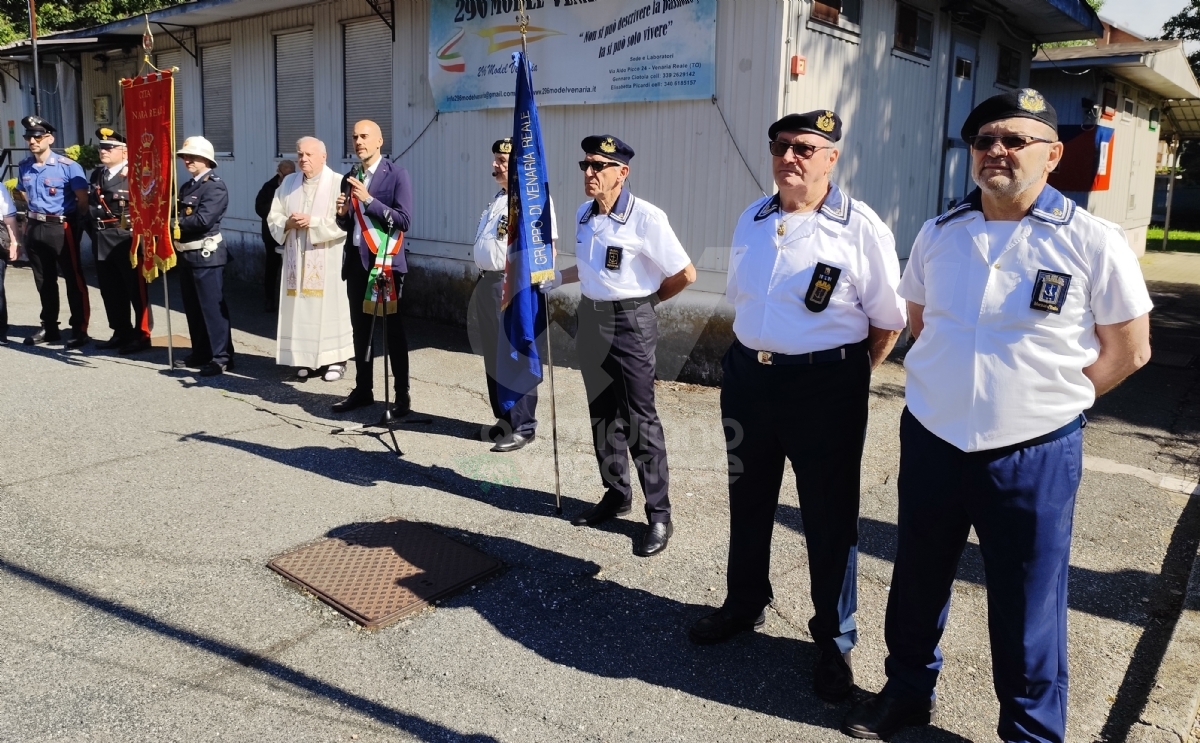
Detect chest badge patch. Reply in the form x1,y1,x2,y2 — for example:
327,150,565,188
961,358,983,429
605,245,622,271
1030,269,1071,314
805,263,842,313
185,206,193,215
496,215,508,238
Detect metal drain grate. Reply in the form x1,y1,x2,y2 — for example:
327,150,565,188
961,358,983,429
268,519,503,629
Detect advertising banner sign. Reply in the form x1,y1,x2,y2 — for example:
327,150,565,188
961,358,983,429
430,0,716,112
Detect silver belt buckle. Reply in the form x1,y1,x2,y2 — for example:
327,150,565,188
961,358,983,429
757,350,773,365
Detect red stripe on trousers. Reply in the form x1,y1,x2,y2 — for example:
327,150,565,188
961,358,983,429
63,222,91,333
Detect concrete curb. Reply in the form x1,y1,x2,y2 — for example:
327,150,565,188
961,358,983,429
1129,540,1200,743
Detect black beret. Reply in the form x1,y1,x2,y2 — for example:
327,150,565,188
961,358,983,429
96,127,126,145
769,109,842,143
492,138,512,154
581,134,634,164
960,88,1057,141
21,115,54,136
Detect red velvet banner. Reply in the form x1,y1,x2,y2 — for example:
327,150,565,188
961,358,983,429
120,71,176,282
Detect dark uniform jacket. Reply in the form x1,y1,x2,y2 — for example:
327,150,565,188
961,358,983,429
88,164,132,262
176,172,229,267
335,158,412,275
255,174,282,252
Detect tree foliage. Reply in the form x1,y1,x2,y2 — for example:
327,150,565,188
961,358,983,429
0,0,174,45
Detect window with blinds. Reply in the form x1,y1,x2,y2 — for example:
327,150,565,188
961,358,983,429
275,29,314,156
343,18,392,157
155,49,185,148
201,44,233,155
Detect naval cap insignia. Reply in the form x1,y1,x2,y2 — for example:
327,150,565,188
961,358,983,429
599,137,617,154
816,111,835,132
1018,89,1046,114
100,127,114,138
498,141,512,154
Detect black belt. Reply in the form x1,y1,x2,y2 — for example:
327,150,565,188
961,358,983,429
26,211,67,224
96,219,126,231
734,338,866,366
586,295,654,312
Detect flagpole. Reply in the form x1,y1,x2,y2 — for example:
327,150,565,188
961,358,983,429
516,0,561,516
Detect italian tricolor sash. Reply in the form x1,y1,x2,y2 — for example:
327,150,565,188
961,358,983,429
352,195,403,315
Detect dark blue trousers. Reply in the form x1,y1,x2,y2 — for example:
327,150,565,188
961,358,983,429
720,341,869,653
471,271,538,437
0,255,8,338
882,408,1083,743
178,262,233,366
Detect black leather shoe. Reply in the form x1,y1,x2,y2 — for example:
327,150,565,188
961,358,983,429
24,329,61,346
570,497,632,526
387,393,411,419
332,389,375,413
688,607,767,645
118,337,152,355
484,422,508,442
814,648,854,702
97,334,125,350
636,521,673,557
842,694,935,740
491,432,533,453
198,361,226,377
173,354,209,370
65,333,91,350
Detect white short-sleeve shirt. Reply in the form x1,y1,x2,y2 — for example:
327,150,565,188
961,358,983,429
473,191,557,272
575,189,691,301
900,185,1154,452
727,184,908,355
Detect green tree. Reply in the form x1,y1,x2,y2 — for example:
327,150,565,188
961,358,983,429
0,0,176,45
1162,0,1200,79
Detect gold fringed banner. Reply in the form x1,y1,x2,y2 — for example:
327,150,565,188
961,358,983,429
121,71,176,282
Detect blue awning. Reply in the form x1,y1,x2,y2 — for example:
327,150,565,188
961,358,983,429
955,0,1104,43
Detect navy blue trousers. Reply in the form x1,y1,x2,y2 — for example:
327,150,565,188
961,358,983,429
0,255,8,338
178,262,233,366
720,341,869,653
471,271,538,437
882,408,1083,743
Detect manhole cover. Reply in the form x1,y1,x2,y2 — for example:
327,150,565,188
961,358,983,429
268,519,503,629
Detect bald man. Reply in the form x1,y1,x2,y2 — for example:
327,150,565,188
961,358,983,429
333,120,414,415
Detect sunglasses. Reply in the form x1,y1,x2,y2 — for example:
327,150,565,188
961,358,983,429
22,133,48,141
967,135,1053,152
98,144,122,151
578,160,621,173
768,140,833,159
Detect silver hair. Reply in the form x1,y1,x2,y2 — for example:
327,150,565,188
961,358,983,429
295,136,326,156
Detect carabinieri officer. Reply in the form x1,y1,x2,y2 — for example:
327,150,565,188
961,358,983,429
842,90,1154,742
17,115,91,348
89,127,151,355
550,134,696,557
174,136,233,377
471,137,558,452
687,111,907,704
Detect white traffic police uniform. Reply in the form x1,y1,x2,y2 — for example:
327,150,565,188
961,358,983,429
900,185,1154,451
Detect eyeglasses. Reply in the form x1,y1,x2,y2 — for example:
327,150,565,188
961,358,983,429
98,144,122,151
768,140,833,160
967,135,1054,152
578,160,621,173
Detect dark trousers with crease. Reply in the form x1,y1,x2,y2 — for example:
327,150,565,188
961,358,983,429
720,340,870,654
178,261,233,365
26,220,90,335
96,234,151,341
0,255,9,338
472,270,538,436
881,408,1082,743
345,255,408,400
577,297,670,523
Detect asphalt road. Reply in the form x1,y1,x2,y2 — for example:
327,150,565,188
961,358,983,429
0,257,1197,742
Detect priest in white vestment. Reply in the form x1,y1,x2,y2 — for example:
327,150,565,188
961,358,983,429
269,137,353,380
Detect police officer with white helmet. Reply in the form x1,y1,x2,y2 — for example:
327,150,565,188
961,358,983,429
687,110,907,705
174,136,233,376
842,89,1153,742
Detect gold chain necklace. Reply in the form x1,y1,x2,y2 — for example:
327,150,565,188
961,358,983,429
776,207,816,236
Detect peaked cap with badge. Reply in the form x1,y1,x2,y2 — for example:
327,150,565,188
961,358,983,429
22,115,55,137
581,134,634,164
768,109,843,142
492,138,513,154
96,127,126,146
960,88,1057,141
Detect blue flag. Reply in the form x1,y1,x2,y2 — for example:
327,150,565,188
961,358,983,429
497,51,554,412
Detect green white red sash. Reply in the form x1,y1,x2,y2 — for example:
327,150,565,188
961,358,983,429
352,195,402,315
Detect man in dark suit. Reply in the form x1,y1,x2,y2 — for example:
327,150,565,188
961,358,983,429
333,119,413,415
256,159,295,312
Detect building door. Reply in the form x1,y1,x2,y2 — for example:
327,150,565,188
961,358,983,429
941,34,979,212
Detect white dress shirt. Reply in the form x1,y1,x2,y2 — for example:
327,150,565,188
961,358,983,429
351,157,382,249
727,185,907,355
900,186,1154,452
575,189,690,301
474,192,558,272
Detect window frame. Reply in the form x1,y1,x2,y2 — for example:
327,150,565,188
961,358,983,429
807,0,863,40
893,2,934,60
273,27,316,158
995,44,1022,89
199,43,234,157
